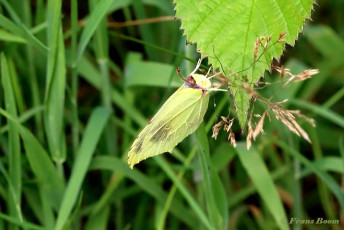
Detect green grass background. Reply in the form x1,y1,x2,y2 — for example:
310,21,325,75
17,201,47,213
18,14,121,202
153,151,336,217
0,0,343,230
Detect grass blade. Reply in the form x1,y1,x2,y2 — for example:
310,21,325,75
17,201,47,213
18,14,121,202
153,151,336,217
84,206,110,230
44,29,66,162
196,126,227,230
156,147,198,230
0,106,44,134
0,29,26,43
69,0,80,154
44,0,66,163
236,144,289,230
54,107,111,230
89,156,197,228
0,109,65,212
74,55,147,125
1,54,22,224
291,99,344,128
300,157,344,177
131,0,156,59
0,212,47,230
323,86,344,109
154,156,214,230
75,0,114,65
0,14,47,53
271,136,344,211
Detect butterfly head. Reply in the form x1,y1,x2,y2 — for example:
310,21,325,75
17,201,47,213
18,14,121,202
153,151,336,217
177,66,211,94
191,74,211,89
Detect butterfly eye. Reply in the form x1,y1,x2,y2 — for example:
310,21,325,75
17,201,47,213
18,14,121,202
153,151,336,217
177,67,197,86
186,76,196,86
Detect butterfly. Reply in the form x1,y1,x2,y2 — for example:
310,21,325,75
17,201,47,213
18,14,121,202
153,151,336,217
128,60,224,168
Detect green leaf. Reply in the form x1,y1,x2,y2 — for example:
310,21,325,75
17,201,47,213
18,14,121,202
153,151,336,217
236,144,288,230
174,0,315,128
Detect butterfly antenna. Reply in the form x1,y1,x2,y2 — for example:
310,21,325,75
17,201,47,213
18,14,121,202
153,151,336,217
176,67,186,81
190,58,203,76
206,67,213,77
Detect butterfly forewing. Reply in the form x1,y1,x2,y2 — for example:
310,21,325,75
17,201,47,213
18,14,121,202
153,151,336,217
128,87,209,168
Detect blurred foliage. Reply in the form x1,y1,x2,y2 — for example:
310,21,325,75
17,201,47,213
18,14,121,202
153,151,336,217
0,0,343,230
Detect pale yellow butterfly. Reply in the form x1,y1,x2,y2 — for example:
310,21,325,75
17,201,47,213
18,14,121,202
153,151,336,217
128,60,224,168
